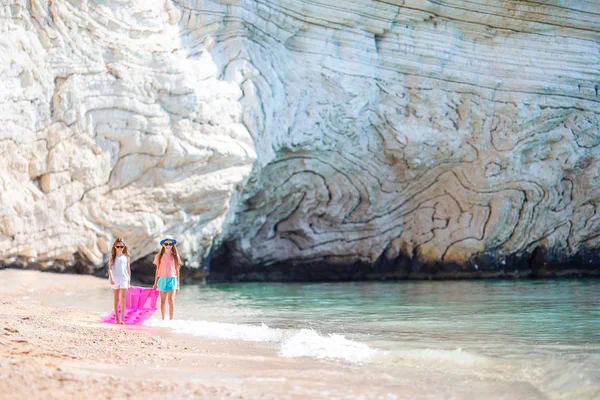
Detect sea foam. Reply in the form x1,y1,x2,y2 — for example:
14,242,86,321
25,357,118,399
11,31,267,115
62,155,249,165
145,319,376,363
280,329,376,363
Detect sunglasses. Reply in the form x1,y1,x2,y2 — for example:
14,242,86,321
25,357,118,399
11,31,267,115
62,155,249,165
163,243,173,247
115,245,124,249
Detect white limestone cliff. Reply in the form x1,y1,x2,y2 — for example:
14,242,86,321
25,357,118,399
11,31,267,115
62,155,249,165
0,0,255,270
1,0,599,279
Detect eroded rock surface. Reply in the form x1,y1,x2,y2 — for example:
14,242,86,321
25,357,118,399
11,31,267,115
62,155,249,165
0,0,255,273
205,0,600,280
1,1,599,280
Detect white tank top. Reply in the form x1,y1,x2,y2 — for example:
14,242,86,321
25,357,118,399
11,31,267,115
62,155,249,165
111,255,130,282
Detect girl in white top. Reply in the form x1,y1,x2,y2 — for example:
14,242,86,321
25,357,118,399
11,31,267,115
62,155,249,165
108,237,131,325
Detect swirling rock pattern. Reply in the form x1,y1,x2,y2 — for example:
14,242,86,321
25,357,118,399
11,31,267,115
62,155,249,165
1,0,599,280
205,0,600,280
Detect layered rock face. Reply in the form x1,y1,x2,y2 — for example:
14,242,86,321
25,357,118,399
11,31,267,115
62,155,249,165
0,0,255,273
205,0,600,280
1,1,599,280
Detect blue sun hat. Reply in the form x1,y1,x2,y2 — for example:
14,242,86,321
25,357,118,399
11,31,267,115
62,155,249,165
160,237,177,246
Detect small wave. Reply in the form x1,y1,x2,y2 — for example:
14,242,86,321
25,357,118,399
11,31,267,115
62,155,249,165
145,319,375,363
280,329,376,363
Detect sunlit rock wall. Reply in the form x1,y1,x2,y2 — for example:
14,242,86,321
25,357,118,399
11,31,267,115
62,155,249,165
205,0,600,280
0,0,255,273
1,1,599,280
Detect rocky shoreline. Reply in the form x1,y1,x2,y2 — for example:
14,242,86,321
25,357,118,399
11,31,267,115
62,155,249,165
2,245,600,283
204,242,600,282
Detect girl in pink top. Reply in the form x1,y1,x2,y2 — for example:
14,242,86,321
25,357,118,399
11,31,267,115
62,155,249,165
152,237,182,320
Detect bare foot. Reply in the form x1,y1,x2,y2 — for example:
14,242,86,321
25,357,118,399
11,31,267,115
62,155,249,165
114,317,119,324
119,320,124,325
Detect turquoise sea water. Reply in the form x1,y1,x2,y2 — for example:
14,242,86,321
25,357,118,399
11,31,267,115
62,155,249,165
155,279,599,399
54,276,600,398
176,279,600,347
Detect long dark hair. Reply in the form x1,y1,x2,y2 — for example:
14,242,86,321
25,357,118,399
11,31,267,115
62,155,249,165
157,241,181,269
109,237,130,266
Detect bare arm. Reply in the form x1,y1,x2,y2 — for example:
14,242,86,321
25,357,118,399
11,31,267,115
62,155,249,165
108,261,115,284
153,261,159,289
176,257,182,291
127,257,131,280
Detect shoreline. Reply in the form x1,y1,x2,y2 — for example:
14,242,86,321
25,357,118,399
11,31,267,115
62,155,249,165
0,270,409,400
2,269,597,400
3,264,599,289
205,242,600,282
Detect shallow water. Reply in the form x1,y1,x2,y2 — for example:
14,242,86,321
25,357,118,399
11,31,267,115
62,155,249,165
54,278,600,399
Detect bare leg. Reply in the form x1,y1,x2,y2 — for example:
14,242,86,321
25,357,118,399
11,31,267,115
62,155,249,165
167,290,175,320
119,288,127,324
112,289,120,324
159,291,167,320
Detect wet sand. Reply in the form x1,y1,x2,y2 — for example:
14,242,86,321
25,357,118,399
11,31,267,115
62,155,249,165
0,269,411,400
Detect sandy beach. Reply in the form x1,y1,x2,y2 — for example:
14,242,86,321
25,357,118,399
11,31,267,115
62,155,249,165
0,269,411,400
2,269,597,400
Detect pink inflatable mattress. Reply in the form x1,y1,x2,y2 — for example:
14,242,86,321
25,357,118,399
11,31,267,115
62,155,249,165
100,286,159,325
